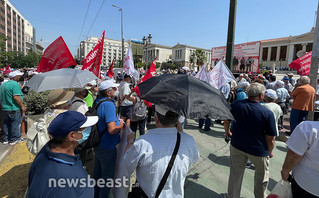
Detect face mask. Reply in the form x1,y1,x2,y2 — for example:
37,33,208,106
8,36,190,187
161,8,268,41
76,126,91,144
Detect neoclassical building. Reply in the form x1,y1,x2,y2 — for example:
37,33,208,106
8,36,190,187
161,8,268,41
260,28,314,69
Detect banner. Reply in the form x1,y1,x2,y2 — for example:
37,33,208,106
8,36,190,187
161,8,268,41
113,125,131,198
123,44,139,80
82,31,105,78
107,59,114,78
195,65,210,84
209,60,235,89
211,41,261,73
288,51,312,76
36,36,76,73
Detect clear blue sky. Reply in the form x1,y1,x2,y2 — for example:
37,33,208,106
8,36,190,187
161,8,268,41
9,0,318,56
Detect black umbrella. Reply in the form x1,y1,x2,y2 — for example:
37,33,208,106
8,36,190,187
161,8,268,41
138,74,234,120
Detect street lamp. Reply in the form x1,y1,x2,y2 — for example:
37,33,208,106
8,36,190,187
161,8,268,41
112,5,124,68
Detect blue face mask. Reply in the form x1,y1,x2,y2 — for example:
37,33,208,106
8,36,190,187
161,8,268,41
77,126,91,144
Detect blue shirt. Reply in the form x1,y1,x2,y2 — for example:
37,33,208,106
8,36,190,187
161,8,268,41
28,141,93,198
276,87,290,103
95,97,120,150
230,99,277,157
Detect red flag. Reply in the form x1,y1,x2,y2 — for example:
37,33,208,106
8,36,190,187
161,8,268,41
36,36,76,73
82,31,105,78
132,57,157,107
107,59,114,78
289,51,312,76
3,65,12,74
142,57,156,82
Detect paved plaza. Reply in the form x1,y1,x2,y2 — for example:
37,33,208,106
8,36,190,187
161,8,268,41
0,113,291,198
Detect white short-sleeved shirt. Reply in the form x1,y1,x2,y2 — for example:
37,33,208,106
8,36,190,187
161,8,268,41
124,128,200,198
286,121,319,196
261,103,283,136
119,82,133,106
69,96,88,115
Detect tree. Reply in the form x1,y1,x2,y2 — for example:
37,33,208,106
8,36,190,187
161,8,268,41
136,62,144,68
0,35,7,67
24,51,42,68
189,49,207,66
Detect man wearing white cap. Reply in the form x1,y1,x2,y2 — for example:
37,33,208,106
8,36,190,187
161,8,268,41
0,70,26,145
261,89,283,136
124,105,199,197
94,79,124,198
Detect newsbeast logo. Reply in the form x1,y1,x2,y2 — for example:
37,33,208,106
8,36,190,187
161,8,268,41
48,176,136,188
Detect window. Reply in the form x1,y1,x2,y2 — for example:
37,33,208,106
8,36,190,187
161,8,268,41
279,46,287,61
270,47,277,61
262,48,268,61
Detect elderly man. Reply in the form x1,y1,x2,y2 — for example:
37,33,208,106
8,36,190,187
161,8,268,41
281,121,319,197
282,76,294,94
261,89,283,136
287,72,295,86
275,81,290,129
28,111,98,197
224,83,277,198
266,75,277,90
94,79,124,198
0,70,27,145
289,76,315,135
124,105,199,197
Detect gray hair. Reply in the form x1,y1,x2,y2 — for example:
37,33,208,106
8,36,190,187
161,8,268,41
246,82,266,99
300,76,310,84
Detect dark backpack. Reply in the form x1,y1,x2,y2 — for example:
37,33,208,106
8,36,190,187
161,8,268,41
228,89,245,104
77,98,113,150
132,98,147,121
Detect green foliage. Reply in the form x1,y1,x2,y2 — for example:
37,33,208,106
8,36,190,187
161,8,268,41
161,62,176,70
136,62,144,68
24,51,42,67
146,61,161,69
23,90,50,115
189,49,207,66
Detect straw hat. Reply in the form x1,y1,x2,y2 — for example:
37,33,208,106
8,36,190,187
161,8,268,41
48,89,75,107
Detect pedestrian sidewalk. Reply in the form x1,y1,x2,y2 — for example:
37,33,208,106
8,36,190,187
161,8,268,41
0,140,34,198
0,113,291,198
183,117,289,198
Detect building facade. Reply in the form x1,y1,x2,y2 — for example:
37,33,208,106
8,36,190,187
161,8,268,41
78,37,129,67
172,43,211,70
260,29,314,69
0,0,30,54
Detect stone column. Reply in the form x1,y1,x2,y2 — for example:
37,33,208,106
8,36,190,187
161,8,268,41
276,46,281,61
288,44,294,64
267,47,271,61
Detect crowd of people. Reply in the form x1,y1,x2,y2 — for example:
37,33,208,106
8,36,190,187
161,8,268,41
0,66,318,198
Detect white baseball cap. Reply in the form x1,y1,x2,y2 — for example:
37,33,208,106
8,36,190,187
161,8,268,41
9,70,24,78
99,79,117,91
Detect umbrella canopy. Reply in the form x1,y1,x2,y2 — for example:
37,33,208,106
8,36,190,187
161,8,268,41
26,68,97,92
182,66,189,71
138,74,234,120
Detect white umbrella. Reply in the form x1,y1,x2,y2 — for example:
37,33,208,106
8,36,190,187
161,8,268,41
182,66,189,71
26,68,97,92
